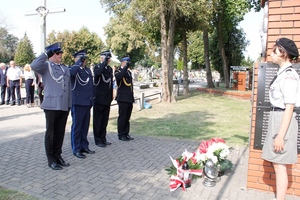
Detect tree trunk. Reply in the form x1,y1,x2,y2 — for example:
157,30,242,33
217,12,229,88
160,0,176,103
203,28,214,88
182,31,189,95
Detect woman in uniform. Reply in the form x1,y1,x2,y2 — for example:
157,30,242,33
262,37,299,200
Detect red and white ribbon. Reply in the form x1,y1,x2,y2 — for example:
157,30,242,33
168,153,203,191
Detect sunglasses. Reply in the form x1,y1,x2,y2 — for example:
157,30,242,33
55,52,63,55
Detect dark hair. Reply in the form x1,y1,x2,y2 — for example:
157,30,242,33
272,45,295,62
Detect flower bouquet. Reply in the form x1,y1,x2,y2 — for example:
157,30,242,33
166,138,233,191
197,138,233,175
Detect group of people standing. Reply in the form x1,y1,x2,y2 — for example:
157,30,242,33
0,61,44,108
30,42,135,170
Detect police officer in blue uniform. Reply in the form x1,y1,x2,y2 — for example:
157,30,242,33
115,56,135,141
70,49,95,159
93,51,113,147
31,42,71,170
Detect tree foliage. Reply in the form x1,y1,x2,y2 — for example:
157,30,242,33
187,31,205,70
210,25,249,78
14,33,35,67
47,27,106,66
100,0,253,96
211,0,250,87
104,16,147,67
0,27,18,63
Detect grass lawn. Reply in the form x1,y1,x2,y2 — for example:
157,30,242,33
0,186,38,200
106,89,252,146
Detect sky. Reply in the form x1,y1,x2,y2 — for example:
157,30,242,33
1,0,263,61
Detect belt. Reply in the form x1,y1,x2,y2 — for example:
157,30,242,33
271,107,285,111
11,80,20,82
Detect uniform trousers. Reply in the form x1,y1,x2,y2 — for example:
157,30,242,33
25,79,34,104
71,105,91,153
37,84,44,104
93,103,111,145
0,84,10,104
117,101,133,138
44,109,69,164
9,80,21,104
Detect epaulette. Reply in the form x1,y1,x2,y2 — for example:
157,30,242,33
285,68,292,75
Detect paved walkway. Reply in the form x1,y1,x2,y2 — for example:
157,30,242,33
0,88,298,199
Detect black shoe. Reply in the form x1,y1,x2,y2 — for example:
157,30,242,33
74,152,86,159
5,102,9,105
57,157,70,167
126,135,134,140
81,148,95,154
48,162,62,170
104,141,111,145
96,143,106,148
10,103,15,106
119,137,129,141
0,102,4,105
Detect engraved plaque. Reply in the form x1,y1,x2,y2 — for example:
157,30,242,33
254,63,300,153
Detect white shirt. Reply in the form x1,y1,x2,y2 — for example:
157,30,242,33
24,70,36,80
7,66,22,81
269,65,299,108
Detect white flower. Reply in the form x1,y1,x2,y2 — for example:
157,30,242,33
195,152,207,163
206,149,214,159
181,149,194,160
220,148,230,159
211,156,218,164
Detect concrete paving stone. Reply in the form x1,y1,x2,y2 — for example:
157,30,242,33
67,194,86,200
99,185,119,194
104,192,124,199
120,192,135,200
0,90,299,200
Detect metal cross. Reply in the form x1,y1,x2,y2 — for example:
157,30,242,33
25,0,65,54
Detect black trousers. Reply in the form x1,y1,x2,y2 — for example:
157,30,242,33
44,109,69,164
93,104,111,144
37,85,44,104
9,80,21,104
0,84,10,103
25,79,34,104
117,101,133,138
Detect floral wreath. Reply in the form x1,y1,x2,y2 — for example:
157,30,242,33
166,137,233,191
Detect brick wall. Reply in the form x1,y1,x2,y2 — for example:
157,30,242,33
265,0,300,62
247,0,300,195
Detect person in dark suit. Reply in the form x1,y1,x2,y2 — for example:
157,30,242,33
70,49,95,158
35,72,44,104
30,42,71,170
93,51,113,147
114,56,134,141
0,63,11,105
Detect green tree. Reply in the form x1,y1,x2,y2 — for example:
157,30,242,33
47,27,106,66
0,27,18,63
187,31,204,70
210,25,249,78
241,56,255,70
14,33,35,67
103,13,147,67
211,0,250,87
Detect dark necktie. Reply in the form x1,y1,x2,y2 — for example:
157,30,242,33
269,74,277,86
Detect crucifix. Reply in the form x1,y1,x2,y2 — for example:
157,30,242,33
25,0,65,53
